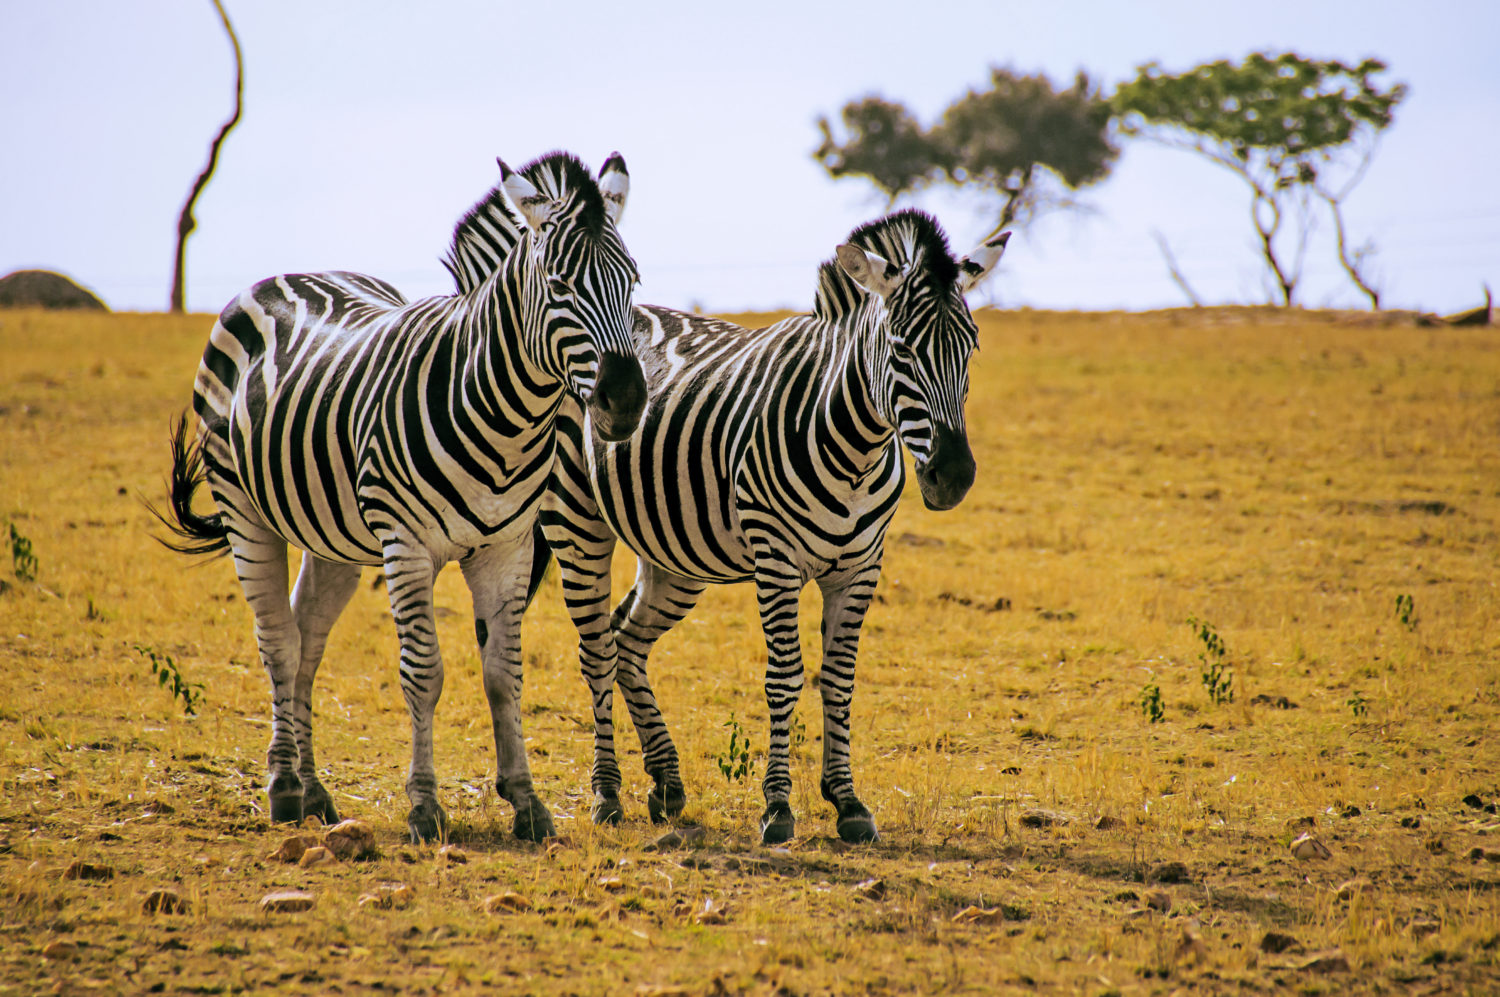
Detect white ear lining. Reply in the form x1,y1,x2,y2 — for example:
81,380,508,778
501,169,556,231
956,231,1011,293
598,152,629,225
836,244,899,298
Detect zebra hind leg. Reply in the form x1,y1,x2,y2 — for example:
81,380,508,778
751,554,807,845
289,553,362,826
612,563,705,823
228,528,306,824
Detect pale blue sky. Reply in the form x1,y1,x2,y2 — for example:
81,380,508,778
2,1,1496,314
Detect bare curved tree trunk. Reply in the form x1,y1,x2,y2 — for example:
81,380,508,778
170,0,243,314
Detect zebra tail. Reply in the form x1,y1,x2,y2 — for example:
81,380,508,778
146,412,231,558
522,521,554,611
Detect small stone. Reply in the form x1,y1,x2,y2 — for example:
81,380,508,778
1019,809,1068,829
1335,878,1372,902
597,876,625,892
854,878,887,901
437,844,468,864
298,845,335,869
692,899,727,925
1094,815,1124,831
1410,919,1441,939
952,905,1007,926
1400,815,1421,829
1298,950,1350,973
1285,815,1316,831
1290,833,1332,860
62,860,114,881
1462,794,1485,810
1340,805,1362,818
41,940,78,960
1469,847,1500,862
1145,890,1172,913
1147,861,1189,884
260,889,316,913
1260,931,1301,954
646,829,683,851
358,883,414,910
482,891,531,914
141,888,189,915
269,835,315,864
322,819,378,861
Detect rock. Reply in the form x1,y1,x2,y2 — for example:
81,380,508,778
40,939,78,960
1468,847,1500,862
1462,794,1485,810
1298,950,1350,973
437,844,468,865
646,829,684,851
260,890,316,913
269,835,316,864
62,860,114,881
1094,815,1124,831
952,905,1007,926
1400,816,1421,829
358,883,414,910
854,878,887,901
1335,878,1371,902
1290,833,1332,860
597,876,626,892
1260,931,1301,954
1410,919,1441,939
1147,861,1189,884
693,899,727,925
323,819,378,861
1145,890,1172,913
1340,805,1362,818
298,845,336,869
1019,809,1068,829
141,888,189,915
482,892,531,914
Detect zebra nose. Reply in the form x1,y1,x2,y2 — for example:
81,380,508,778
589,353,646,441
916,423,975,511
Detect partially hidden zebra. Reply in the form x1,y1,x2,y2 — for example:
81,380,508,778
527,210,1009,844
154,152,645,844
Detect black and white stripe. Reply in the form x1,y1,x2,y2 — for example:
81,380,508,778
157,152,644,843
530,210,1009,843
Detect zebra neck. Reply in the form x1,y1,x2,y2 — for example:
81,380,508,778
456,266,563,436
812,316,897,481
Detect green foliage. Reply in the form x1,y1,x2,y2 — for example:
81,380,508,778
1139,682,1166,724
716,713,753,784
1112,52,1407,307
9,523,38,582
1347,691,1369,718
135,644,204,716
1187,616,1234,706
1394,593,1418,632
815,67,1118,228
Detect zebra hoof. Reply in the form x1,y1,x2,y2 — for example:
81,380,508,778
269,793,304,825
760,802,795,845
647,781,686,824
301,784,341,827
837,812,880,844
593,792,624,825
513,798,556,842
407,801,447,844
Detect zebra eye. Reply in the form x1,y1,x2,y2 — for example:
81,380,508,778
547,275,571,295
888,339,914,360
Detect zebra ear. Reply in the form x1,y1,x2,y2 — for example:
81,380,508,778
835,244,900,298
956,231,1011,293
598,152,629,226
498,157,556,230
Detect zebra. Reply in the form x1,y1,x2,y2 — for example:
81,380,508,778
531,210,1010,844
154,151,645,844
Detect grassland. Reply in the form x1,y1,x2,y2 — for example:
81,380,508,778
1,306,1497,995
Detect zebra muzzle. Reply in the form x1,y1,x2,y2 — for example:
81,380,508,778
916,423,976,511
588,352,647,441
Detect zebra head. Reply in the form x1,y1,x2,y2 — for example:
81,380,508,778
834,212,1010,511
499,152,646,441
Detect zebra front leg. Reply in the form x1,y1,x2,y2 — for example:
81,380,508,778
752,555,806,845
462,541,554,842
380,544,448,843
288,554,362,825
612,562,706,823
229,530,305,823
816,566,882,843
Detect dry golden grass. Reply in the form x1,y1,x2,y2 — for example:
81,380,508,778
1,306,1497,995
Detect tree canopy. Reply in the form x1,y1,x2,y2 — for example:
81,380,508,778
814,68,1118,231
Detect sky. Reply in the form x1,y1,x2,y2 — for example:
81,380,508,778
2,1,1496,316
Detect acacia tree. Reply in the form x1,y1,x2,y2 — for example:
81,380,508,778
171,0,243,314
814,68,1118,233
1112,53,1406,308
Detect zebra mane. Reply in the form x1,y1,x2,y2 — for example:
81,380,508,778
441,151,612,295
441,182,526,295
813,209,961,322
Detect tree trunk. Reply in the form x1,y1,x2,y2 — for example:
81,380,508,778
170,0,243,314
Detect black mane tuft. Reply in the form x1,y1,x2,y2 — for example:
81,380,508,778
814,210,961,321
518,150,609,237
